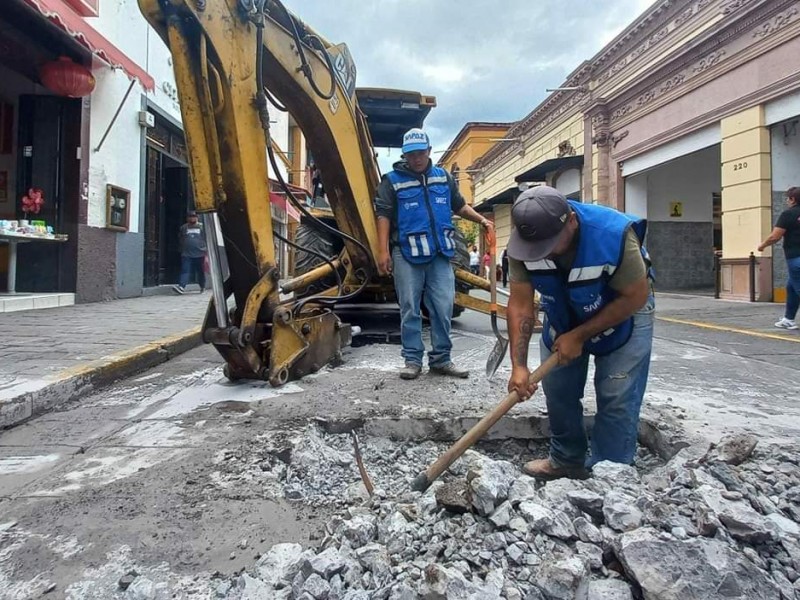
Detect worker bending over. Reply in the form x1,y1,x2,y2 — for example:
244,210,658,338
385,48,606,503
506,186,654,479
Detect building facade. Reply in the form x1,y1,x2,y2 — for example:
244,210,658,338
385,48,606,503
0,0,305,304
437,122,511,206
471,0,800,300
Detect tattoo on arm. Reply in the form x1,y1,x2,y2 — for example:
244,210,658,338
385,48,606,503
513,317,536,364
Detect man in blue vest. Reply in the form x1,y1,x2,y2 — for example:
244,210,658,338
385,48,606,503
375,128,494,380
506,186,654,479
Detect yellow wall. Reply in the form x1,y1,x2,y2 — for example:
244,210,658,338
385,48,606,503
439,126,510,205
471,112,585,255
494,204,512,252
720,106,772,259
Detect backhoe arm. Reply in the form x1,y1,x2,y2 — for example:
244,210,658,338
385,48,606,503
138,0,378,383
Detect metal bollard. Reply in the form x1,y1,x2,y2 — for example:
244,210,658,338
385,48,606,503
749,252,756,303
714,251,721,300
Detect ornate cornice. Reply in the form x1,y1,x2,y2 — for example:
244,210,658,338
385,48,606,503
752,5,799,38
614,69,800,162
605,0,799,131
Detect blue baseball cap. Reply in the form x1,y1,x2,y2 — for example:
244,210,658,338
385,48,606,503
402,128,430,154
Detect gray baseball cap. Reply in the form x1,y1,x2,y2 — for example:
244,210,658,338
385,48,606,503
507,186,570,261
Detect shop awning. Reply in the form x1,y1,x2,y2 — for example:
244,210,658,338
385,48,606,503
475,186,519,213
515,155,583,183
269,181,309,222
19,0,155,90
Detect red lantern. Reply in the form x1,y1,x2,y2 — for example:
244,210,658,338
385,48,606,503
39,56,96,98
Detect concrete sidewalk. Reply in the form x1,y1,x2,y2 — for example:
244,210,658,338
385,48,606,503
0,293,208,429
655,292,799,341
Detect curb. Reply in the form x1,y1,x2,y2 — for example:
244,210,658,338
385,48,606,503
0,327,202,430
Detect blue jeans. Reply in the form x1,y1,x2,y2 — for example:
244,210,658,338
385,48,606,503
784,256,800,320
541,296,655,468
392,247,454,367
179,256,206,290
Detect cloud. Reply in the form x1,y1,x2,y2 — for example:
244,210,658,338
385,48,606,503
281,0,657,164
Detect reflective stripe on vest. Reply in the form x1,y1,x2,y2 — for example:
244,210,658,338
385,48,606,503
388,166,456,264
527,201,648,355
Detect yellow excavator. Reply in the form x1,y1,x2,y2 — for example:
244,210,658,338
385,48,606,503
138,0,509,385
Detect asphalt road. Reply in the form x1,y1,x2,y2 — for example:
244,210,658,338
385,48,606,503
1,293,799,597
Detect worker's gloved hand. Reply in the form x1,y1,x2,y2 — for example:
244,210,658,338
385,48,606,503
377,250,393,276
553,331,584,365
508,365,538,401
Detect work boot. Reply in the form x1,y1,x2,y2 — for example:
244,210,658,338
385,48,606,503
429,362,469,379
522,458,589,481
399,362,422,380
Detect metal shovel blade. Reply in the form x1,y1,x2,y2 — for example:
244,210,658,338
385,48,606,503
485,334,509,379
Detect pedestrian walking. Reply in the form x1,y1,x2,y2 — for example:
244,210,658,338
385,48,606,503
173,210,207,294
505,186,654,479
483,250,491,280
375,128,493,380
469,245,480,276
758,186,800,330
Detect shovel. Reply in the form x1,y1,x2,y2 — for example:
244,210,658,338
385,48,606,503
485,231,509,379
411,353,559,492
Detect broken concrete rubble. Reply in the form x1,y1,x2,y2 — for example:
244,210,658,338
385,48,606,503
79,424,799,599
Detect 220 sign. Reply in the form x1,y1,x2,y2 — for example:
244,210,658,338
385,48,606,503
733,162,748,171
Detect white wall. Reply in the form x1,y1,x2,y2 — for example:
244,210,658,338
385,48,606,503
555,168,581,197
624,173,648,219
87,69,145,230
641,145,720,222
771,118,800,190
86,0,183,231
270,98,290,182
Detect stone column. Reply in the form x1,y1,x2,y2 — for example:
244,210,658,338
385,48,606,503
591,109,611,206
720,105,772,301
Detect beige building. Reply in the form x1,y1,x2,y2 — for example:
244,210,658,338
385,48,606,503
437,122,511,206
471,0,800,301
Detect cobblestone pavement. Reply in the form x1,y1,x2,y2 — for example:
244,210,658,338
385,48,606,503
0,294,208,379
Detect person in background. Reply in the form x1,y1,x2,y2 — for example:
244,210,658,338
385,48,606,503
173,210,207,294
483,250,491,280
469,245,480,275
759,186,800,330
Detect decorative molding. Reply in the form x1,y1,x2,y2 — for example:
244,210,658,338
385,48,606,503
557,140,577,157
613,69,800,162
595,0,717,88
611,130,630,147
608,0,800,128
722,0,758,15
752,6,800,38
693,48,727,73
660,72,687,93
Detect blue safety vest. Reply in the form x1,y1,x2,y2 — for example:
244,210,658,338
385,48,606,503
388,166,457,264
524,201,650,355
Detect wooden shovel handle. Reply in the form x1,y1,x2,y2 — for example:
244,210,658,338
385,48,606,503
411,353,559,492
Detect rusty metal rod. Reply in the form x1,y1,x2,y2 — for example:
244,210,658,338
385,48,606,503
281,258,341,294
351,431,374,497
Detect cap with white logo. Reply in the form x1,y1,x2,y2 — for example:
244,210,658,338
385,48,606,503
402,128,430,155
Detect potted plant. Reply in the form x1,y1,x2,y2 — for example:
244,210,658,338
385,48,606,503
20,187,44,225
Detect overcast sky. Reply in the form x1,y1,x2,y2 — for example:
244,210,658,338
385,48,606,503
282,0,656,164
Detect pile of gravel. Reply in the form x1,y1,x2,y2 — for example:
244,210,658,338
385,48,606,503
209,431,800,600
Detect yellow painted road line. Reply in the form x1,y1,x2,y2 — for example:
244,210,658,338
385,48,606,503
657,316,800,343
